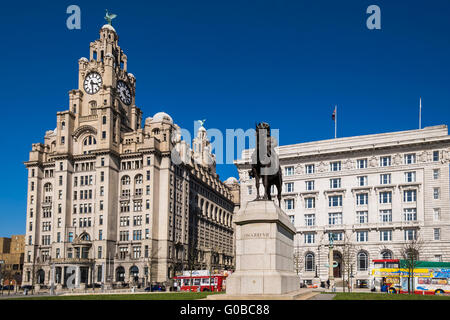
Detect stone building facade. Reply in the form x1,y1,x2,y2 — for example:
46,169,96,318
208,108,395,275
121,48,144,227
0,235,25,286
235,125,450,287
22,24,238,289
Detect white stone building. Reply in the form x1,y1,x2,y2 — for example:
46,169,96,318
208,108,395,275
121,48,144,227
22,23,238,290
235,125,450,287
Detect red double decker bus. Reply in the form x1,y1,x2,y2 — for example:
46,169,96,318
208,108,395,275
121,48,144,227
173,271,230,292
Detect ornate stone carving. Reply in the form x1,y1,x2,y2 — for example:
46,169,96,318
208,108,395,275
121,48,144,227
343,158,353,170
317,161,327,173
418,151,427,163
369,156,378,167
295,163,303,175
393,153,402,165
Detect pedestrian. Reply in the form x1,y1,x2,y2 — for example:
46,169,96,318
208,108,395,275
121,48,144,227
326,279,330,289
174,281,178,292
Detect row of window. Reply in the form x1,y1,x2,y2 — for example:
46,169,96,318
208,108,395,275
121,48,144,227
283,188,439,211
300,207,442,227
283,151,440,176
303,229,425,244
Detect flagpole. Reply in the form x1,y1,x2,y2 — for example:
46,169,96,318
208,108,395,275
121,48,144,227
419,97,422,129
335,105,337,139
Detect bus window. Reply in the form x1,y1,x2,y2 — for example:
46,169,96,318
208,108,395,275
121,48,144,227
418,278,431,285
194,278,201,286
432,278,447,285
183,279,191,286
201,278,210,285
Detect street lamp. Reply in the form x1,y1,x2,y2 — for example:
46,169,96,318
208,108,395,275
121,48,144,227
0,260,4,296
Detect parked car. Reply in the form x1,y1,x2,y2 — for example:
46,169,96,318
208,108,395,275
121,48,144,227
21,285,34,290
145,283,166,292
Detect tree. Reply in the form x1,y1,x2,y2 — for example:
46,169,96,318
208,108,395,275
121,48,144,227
341,233,356,293
293,239,304,276
399,231,424,294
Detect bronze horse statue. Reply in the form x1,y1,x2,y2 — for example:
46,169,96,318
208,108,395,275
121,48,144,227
249,122,283,206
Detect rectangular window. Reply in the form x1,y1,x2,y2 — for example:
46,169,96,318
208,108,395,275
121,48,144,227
380,230,392,242
356,211,368,224
328,232,343,241
99,230,103,240
379,191,392,204
305,197,315,209
434,228,441,241
380,156,391,167
284,199,294,211
305,181,315,191
433,151,439,162
100,171,104,182
306,164,315,174
357,159,367,169
305,214,315,226
379,209,392,222
357,176,367,187
284,166,294,176
328,195,342,207
330,178,341,189
403,190,417,202
328,212,343,225
357,231,368,242
434,208,441,221
434,188,440,199
285,182,294,193
433,169,440,180
356,193,368,205
330,161,341,172
380,174,391,185
405,171,416,183
304,233,315,244
404,153,416,164
403,208,417,221
404,229,417,241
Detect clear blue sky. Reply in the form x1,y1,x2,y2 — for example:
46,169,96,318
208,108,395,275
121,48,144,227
0,0,449,237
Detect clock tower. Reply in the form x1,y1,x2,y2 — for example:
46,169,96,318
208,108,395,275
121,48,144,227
64,23,142,154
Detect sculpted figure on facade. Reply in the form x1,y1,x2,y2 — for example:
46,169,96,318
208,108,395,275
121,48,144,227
295,163,303,175
369,156,378,167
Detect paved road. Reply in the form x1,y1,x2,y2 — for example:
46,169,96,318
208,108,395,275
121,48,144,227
308,293,336,300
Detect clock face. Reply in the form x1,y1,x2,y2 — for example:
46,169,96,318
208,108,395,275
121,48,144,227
84,72,102,95
117,80,132,105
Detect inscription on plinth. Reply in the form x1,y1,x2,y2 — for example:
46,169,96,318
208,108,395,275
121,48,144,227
226,200,300,296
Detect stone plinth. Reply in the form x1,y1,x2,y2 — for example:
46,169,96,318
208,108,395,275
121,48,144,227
226,200,300,296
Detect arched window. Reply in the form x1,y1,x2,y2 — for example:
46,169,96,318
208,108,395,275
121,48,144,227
357,251,368,271
116,267,125,282
80,233,90,241
135,174,143,185
381,250,392,260
61,121,66,130
44,183,53,193
121,176,131,185
305,253,315,272
83,136,97,146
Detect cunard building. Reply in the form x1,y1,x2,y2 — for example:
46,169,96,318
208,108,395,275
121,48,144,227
236,125,450,287
23,22,238,289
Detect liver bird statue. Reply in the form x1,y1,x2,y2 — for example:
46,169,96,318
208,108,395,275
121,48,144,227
105,10,117,25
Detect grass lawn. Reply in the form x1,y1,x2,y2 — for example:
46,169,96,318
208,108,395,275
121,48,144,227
326,292,450,300
9,291,224,300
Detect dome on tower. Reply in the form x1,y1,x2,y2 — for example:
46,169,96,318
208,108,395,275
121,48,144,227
224,177,239,185
151,112,173,124
101,24,116,33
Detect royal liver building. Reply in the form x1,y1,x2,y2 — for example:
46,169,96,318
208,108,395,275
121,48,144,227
23,23,238,289
236,125,450,287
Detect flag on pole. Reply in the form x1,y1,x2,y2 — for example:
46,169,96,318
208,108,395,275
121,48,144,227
419,97,422,129
332,105,337,139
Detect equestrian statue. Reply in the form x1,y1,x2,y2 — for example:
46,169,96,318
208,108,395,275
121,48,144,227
249,122,283,206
